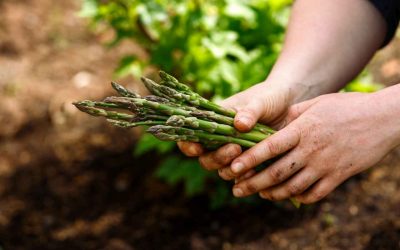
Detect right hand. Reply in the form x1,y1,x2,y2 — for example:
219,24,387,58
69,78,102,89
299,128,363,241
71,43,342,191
177,81,294,181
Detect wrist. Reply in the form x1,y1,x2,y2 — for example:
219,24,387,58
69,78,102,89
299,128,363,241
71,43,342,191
261,70,314,105
369,85,400,149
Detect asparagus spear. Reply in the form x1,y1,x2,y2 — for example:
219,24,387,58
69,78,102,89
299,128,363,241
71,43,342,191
73,100,170,123
103,96,235,125
159,70,194,94
111,82,141,98
144,75,236,117
73,101,134,121
166,115,268,142
104,95,275,135
107,119,165,128
147,125,256,148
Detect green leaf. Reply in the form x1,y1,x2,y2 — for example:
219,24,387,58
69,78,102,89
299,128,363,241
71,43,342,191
114,56,145,78
156,157,210,196
224,0,256,25
134,134,175,157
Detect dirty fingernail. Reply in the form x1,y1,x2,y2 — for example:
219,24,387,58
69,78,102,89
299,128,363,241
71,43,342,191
233,187,244,197
232,162,244,173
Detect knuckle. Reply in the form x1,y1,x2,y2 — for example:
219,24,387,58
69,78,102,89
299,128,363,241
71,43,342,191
287,183,302,196
244,181,259,194
245,153,258,169
212,152,226,165
268,167,284,183
265,140,280,156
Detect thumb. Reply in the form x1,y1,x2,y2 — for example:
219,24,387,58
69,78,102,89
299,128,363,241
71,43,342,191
234,99,268,132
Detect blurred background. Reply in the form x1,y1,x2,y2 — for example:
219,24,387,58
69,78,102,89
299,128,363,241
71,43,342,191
0,0,400,249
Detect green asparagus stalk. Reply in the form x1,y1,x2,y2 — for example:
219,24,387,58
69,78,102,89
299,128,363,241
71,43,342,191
103,96,234,125
107,119,165,128
111,82,141,98
76,72,276,142
159,70,194,94
166,115,268,142
74,100,171,123
144,75,236,117
73,101,134,121
148,125,256,148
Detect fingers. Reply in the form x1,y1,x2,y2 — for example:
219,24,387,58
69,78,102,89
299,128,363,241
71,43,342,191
231,125,301,175
259,168,323,201
218,168,256,182
199,144,242,171
231,149,306,197
276,97,321,129
295,176,342,204
177,141,205,157
235,170,257,183
218,167,237,181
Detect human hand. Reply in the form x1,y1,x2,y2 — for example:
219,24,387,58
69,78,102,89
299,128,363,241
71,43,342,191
177,81,293,179
230,92,400,204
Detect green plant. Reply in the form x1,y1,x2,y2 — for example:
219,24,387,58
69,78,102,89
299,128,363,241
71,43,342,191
80,0,291,207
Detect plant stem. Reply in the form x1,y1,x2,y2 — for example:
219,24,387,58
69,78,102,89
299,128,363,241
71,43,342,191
148,125,256,148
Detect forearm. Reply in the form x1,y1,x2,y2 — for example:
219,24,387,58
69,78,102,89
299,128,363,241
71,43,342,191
267,0,386,103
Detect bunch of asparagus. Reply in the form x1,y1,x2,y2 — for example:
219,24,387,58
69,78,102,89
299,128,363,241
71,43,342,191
73,71,275,149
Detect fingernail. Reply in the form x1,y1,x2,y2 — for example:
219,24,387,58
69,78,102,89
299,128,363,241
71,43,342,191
239,116,252,127
232,162,244,173
233,187,244,197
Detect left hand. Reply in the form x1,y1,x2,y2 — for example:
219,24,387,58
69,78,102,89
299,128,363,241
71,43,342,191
230,92,400,204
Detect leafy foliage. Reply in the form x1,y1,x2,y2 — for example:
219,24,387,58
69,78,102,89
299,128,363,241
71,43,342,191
81,0,291,96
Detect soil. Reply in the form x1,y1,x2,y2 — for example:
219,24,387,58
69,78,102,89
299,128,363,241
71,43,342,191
0,0,400,249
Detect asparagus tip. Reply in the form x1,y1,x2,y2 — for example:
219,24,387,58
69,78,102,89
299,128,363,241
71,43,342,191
111,81,121,89
72,101,107,117
72,101,95,112
147,125,163,134
111,81,140,98
166,115,185,127
158,70,167,78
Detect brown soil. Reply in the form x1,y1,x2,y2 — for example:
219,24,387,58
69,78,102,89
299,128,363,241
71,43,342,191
0,0,399,249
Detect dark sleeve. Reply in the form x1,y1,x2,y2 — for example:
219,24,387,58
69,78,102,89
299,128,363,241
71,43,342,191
369,0,400,46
